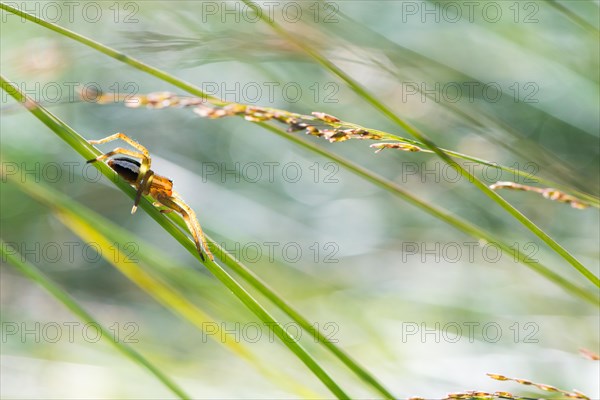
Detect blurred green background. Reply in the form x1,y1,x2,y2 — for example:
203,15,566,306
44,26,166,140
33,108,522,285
1,1,598,398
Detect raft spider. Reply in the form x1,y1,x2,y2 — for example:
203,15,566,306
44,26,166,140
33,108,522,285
87,133,213,261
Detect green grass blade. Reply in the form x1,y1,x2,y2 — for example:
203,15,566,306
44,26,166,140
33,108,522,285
0,2,221,105
0,239,191,400
0,75,350,399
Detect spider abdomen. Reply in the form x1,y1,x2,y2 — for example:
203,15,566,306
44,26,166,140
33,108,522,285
107,157,141,184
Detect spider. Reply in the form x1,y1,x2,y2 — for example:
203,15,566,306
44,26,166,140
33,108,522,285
87,133,214,261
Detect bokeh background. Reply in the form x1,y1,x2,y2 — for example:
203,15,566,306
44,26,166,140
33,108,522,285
1,1,599,398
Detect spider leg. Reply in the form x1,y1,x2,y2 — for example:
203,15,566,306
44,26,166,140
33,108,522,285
131,171,155,215
88,133,151,164
88,148,146,164
152,201,174,214
156,192,213,262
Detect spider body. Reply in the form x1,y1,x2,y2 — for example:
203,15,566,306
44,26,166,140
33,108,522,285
87,133,213,261
108,157,174,198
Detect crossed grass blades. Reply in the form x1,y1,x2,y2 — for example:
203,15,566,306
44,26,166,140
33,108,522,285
1,1,599,398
